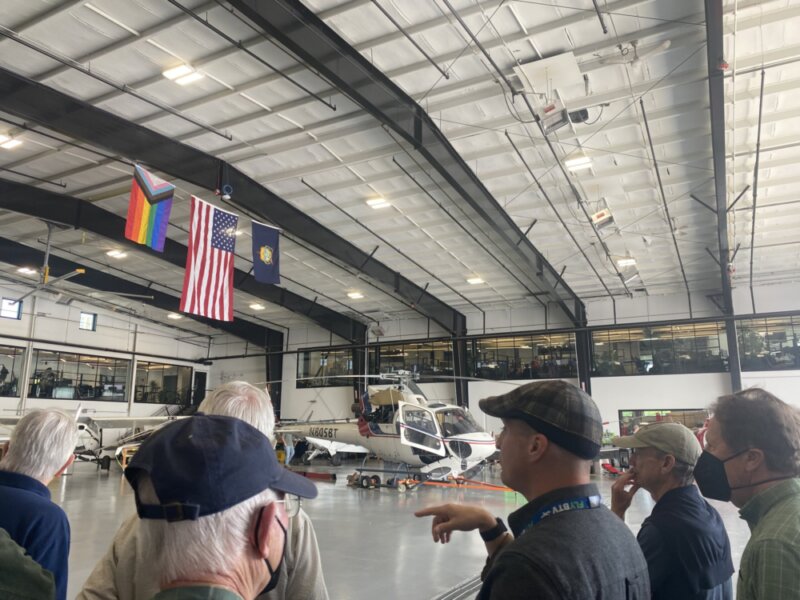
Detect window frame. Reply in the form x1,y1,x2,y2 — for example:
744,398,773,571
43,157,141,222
0,298,22,320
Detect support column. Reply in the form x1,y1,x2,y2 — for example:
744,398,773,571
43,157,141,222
453,337,469,408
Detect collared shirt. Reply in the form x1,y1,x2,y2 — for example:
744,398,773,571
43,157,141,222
737,478,800,600
0,469,71,600
152,585,243,600
478,483,650,600
637,485,733,600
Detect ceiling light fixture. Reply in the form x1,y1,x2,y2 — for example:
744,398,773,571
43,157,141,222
0,135,22,149
565,156,592,171
617,257,637,268
162,64,194,80
467,277,484,285
366,198,390,209
167,312,183,320
175,72,204,85
17,267,37,275
106,249,127,259
249,303,265,310
347,292,364,299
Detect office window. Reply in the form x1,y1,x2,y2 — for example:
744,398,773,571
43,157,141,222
0,345,25,397
296,349,353,388
0,298,21,320
738,316,800,370
369,340,454,383
468,334,576,380
134,361,193,404
79,312,97,331
28,349,129,401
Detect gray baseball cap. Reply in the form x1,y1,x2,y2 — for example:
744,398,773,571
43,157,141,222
613,422,702,465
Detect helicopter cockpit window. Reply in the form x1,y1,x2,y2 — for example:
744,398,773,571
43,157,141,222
401,408,442,451
436,408,481,436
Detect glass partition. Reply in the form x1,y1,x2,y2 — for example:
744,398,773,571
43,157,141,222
738,316,800,370
134,361,192,404
618,409,708,436
592,323,728,376
28,349,129,401
369,340,453,383
468,333,576,380
0,345,25,397
296,349,353,388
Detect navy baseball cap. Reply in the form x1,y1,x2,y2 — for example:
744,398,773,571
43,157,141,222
125,414,317,522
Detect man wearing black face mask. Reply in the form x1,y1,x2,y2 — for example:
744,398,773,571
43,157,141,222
126,414,318,600
694,388,800,600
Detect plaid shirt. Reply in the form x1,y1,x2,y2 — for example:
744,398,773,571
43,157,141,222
737,478,800,600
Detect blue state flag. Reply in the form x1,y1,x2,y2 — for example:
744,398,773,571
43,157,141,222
252,220,280,284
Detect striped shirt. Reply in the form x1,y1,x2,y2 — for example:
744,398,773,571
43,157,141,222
737,478,800,600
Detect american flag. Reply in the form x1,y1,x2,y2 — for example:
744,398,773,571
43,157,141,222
180,196,238,321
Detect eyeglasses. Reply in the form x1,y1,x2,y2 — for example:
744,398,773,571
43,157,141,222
274,494,301,518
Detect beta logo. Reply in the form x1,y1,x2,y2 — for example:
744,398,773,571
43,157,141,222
309,427,337,439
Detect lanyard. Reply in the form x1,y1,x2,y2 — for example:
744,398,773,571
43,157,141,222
522,494,602,534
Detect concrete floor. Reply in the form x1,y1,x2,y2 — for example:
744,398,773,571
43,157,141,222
53,459,752,600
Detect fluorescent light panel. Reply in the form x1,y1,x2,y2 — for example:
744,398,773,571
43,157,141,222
167,313,183,320
249,303,265,310
175,72,205,85
17,267,37,275
347,292,364,299
617,258,637,268
106,249,127,258
565,156,592,170
366,198,390,209
163,64,193,80
0,138,22,149
467,277,484,285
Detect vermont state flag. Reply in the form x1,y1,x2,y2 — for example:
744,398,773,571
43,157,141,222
252,220,280,284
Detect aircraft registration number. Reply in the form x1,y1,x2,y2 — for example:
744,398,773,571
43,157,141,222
309,427,337,439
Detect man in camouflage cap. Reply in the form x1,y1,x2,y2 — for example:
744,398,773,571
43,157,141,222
416,381,649,600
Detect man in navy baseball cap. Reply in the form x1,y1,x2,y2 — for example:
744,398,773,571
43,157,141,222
125,414,317,600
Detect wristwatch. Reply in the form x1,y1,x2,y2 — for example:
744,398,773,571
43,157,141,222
480,517,508,542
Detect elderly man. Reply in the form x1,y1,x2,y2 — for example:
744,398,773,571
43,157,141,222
694,388,800,600
611,422,733,599
0,408,77,600
126,413,318,600
415,381,649,599
79,381,329,600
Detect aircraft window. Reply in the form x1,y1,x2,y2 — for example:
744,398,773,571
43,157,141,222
401,408,441,450
436,408,481,436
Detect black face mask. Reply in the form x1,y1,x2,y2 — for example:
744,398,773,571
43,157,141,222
695,449,793,502
256,513,287,595
694,449,748,501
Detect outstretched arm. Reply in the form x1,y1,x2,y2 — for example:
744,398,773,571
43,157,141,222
414,503,511,555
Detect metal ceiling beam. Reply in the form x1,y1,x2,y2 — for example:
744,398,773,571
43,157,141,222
0,237,282,351
0,178,366,343
705,0,742,391
0,67,465,336
226,0,585,326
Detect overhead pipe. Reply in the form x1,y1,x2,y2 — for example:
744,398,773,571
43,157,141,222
640,98,693,318
749,69,766,313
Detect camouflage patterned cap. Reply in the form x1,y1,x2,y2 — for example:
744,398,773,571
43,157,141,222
479,380,603,459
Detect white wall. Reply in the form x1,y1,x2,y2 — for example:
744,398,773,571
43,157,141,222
733,282,800,314
207,356,266,391
741,371,800,407
585,292,721,326
590,373,732,436
0,284,208,422
463,303,571,335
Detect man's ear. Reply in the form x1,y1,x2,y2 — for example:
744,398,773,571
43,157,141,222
254,503,280,558
54,454,75,479
528,433,549,464
743,448,766,473
661,454,676,474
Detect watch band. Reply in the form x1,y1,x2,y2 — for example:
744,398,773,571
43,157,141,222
479,517,507,542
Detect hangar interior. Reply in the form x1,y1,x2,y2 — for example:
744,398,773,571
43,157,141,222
0,0,799,598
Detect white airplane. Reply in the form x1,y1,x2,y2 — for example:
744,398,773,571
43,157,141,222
280,372,497,481
0,405,183,468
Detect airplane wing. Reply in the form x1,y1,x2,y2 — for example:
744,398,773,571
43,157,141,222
85,416,184,430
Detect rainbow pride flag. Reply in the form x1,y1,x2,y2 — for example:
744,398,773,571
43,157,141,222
124,165,174,252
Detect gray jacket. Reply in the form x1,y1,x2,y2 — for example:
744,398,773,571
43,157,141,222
479,484,650,600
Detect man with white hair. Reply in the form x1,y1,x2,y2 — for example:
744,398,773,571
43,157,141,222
126,413,318,599
0,408,78,600
79,381,329,600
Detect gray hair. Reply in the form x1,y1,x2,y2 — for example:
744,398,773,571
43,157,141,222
198,381,275,441
140,482,277,585
0,409,78,481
